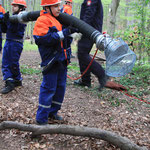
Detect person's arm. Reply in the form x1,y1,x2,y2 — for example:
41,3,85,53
33,21,72,46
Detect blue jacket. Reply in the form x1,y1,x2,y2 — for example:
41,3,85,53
80,0,103,32
6,20,26,40
33,10,71,68
1,13,26,40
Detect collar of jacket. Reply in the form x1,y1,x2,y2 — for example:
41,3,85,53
33,10,62,36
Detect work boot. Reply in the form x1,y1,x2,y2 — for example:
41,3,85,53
49,114,63,121
14,80,22,87
74,79,91,88
1,80,15,94
36,121,48,125
104,81,127,91
99,75,109,91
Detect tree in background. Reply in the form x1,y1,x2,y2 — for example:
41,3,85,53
107,0,120,37
131,0,150,63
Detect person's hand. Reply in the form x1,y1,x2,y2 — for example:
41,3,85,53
68,26,79,34
60,26,79,39
62,28,70,37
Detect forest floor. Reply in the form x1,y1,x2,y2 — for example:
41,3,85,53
0,50,150,150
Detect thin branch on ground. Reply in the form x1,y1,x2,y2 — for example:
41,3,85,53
0,121,147,150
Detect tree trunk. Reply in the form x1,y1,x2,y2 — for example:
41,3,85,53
107,0,120,37
123,0,130,28
2,0,4,7
0,121,148,150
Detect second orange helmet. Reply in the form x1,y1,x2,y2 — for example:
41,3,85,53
11,0,27,8
65,0,72,3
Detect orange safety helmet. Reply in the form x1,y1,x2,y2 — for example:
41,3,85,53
65,0,72,3
11,0,27,8
41,0,62,6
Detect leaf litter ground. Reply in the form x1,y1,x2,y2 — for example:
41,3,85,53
0,51,150,150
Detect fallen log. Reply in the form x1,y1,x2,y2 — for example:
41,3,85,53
89,54,106,61
0,121,147,150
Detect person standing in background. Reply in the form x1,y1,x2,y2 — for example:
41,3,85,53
1,0,27,94
61,0,73,15
74,0,107,90
74,0,127,91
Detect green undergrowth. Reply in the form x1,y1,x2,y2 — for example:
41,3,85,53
20,65,41,75
68,62,150,110
23,40,38,51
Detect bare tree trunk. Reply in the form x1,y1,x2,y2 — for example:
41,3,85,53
0,121,148,150
2,0,4,7
107,0,120,37
30,0,36,44
123,0,130,28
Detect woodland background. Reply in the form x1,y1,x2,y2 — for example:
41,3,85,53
1,0,150,63
0,0,150,149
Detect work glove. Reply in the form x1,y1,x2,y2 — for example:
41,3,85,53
57,28,70,40
58,26,79,40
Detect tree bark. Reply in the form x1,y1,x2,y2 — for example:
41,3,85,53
0,121,147,150
107,0,120,37
123,0,130,28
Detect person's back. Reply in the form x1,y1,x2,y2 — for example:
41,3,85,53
80,0,103,32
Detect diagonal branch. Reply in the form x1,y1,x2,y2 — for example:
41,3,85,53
0,121,147,150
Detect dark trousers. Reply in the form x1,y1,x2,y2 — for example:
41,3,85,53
77,36,105,85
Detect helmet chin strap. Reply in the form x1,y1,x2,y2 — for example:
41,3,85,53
13,10,20,15
48,6,55,17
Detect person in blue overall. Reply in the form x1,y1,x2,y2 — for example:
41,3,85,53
33,0,76,125
74,0,108,90
0,0,5,53
1,0,27,94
